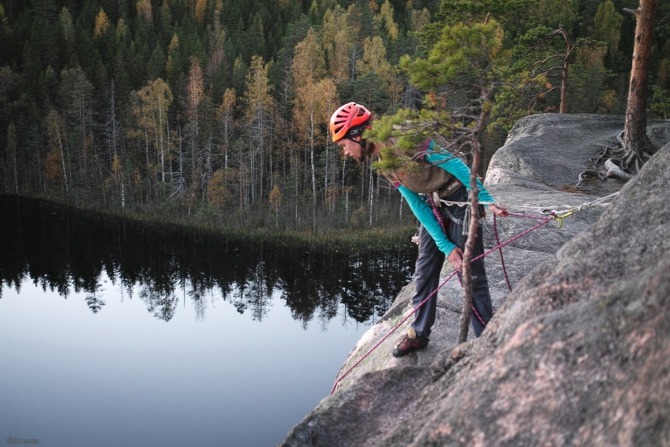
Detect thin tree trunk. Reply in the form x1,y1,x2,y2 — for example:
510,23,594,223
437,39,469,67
559,30,572,114
360,161,365,207
56,118,69,193
7,125,18,193
121,181,125,210
159,99,165,183
325,143,329,199
178,124,183,190
144,123,150,199
341,158,346,194
224,121,229,170
368,161,374,227
345,189,349,224
458,92,490,343
259,109,264,202
13,148,18,193
310,113,317,233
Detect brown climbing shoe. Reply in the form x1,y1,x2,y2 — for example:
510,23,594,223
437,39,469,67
392,328,428,357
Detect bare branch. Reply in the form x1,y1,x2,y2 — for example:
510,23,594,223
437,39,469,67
604,159,633,180
576,169,603,187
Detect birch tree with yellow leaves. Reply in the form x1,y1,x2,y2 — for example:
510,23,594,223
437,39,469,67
292,28,328,231
187,57,205,197
243,55,276,205
137,78,173,185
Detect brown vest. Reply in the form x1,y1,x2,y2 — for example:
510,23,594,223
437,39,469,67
380,143,461,199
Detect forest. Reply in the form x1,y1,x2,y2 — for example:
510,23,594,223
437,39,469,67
0,0,669,233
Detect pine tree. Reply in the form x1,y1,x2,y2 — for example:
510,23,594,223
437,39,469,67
137,0,153,24
622,0,658,168
94,9,111,37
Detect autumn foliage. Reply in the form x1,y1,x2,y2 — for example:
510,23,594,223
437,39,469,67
0,0,667,232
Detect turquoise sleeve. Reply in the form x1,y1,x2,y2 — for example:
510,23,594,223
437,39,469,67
397,185,456,256
424,144,496,205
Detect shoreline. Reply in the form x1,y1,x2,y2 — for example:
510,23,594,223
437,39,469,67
0,193,417,252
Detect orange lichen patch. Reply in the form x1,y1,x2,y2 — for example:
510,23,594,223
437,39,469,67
619,324,670,441
429,423,452,437
627,328,654,356
472,430,487,447
549,340,566,351
497,321,544,368
493,364,568,441
493,380,524,412
494,387,524,440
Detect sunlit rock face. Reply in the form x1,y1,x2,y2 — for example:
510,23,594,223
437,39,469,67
280,115,670,447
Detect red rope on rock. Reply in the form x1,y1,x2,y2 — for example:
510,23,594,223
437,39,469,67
494,214,513,292
329,213,554,395
455,274,488,328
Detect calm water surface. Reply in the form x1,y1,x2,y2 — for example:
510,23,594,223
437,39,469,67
0,196,417,447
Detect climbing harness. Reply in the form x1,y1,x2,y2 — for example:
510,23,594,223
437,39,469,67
330,194,617,395
441,204,486,235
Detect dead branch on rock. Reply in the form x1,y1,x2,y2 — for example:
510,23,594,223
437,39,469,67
604,159,633,181
592,145,610,168
576,170,603,187
577,141,639,187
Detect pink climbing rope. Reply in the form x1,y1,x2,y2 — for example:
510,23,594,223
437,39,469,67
329,212,554,395
455,274,489,328
494,214,513,292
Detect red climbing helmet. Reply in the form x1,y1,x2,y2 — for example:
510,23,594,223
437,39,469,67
329,102,372,143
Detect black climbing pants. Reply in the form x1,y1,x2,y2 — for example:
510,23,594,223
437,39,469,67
410,188,493,340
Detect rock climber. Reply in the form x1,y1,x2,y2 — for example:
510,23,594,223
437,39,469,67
329,102,508,357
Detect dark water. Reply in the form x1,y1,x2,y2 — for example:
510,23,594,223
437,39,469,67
0,195,417,447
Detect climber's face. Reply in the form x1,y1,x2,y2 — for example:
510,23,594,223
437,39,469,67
337,136,364,162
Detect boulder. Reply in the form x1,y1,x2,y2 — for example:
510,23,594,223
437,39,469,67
279,115,670,447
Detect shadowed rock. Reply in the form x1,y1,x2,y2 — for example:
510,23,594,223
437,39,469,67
279,115,670,447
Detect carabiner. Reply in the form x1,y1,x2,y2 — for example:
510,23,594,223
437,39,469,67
554,209,574,228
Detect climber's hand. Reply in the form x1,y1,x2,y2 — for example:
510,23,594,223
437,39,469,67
448,247,464,272
489,204,509,218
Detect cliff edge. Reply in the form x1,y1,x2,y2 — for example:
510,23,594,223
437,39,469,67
280,114,670,446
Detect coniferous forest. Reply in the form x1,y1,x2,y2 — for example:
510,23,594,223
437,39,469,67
0,0,669,233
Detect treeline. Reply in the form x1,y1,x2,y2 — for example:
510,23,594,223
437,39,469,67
0,0,668,232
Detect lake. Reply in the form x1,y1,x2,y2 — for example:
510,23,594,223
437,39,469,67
0,195,417,447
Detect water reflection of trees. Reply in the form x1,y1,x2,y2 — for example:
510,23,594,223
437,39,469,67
0,196,416,325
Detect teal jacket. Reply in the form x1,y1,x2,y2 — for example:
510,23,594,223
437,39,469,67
395,140,495,257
